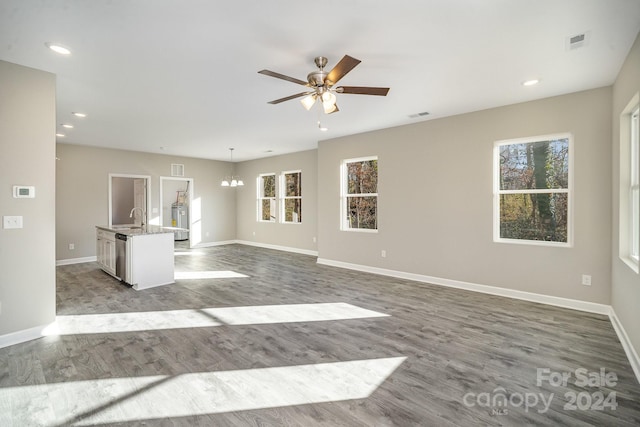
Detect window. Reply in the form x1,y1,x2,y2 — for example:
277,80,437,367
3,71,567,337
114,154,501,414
619,96,639,272
631,106,639,261
341,157,378,231
281,171,302,223
257,173,276,222
494,134,572,246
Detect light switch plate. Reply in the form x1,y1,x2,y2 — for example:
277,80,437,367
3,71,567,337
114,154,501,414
3,216,23,229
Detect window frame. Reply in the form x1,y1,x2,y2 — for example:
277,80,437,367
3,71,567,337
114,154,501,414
257,173,276,223
620,94,640,273
493,133,574,247
280,170,302,224
340,156,379,233
631,106,639,263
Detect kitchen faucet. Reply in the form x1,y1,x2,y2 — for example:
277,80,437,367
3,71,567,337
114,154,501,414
129,207,146,226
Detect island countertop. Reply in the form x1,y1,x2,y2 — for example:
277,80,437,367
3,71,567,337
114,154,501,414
96,225,187,236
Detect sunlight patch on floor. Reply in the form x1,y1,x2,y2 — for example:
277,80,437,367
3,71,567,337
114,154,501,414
0,357,405,426
173,251,206,256
44,303,389,335
174,270,249,279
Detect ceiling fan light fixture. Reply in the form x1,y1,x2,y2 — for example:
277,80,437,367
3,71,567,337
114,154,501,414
321,91,336,104
323,101,337,114
301,94,317,110
321,90,337,114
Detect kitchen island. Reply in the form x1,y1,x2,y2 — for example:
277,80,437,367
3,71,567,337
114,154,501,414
96,225,180,290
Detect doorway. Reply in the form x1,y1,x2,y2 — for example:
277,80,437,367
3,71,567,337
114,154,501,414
160,176,194,248
108,174,151,227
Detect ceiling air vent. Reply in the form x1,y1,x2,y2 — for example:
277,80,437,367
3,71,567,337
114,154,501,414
171,163,184,177
567,32,589,50
408,111,430,119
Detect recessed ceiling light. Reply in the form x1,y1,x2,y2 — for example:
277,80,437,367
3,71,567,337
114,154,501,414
61,123,74,128
45,42,71,55
522,79,540,86
72,112,87,118
55,133,65,137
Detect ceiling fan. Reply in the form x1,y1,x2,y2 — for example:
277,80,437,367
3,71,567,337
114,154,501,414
258,55,390,114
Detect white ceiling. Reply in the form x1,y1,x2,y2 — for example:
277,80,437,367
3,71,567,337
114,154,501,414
1,1,639,162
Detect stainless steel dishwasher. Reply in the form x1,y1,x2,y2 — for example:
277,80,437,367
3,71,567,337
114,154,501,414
115,233,128,281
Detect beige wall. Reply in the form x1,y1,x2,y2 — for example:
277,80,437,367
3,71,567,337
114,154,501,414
318,87,612,304
56,143,236,260
236,150,318,252
0,61,56,336
111,176,135,224
611,32,640,354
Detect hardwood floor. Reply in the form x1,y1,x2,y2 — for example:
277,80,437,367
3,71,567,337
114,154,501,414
1,244,639,426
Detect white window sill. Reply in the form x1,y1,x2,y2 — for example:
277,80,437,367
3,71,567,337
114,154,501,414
341,228,378,234
494,237,572,248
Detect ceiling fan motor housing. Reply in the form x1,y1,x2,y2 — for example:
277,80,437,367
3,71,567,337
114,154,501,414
308,56,330,87
307,70,328,87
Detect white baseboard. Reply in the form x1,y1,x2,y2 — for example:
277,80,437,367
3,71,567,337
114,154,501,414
56,256,97,266
0,323,51,349
236,240,318,257
316,258,610,315
609,308,640,384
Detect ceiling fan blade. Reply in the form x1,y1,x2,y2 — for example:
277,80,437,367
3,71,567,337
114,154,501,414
325,55,361,86
337,86,390,96
258,69,308,86
267,92,312,104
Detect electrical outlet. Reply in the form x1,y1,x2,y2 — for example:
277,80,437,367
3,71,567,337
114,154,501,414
582,274,592,286
381,250,387,258
313,237,317,243
253,231,256,236
3,215,23,229
69,243,75,250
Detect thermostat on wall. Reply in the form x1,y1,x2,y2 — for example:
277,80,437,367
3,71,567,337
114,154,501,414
13,186,35,198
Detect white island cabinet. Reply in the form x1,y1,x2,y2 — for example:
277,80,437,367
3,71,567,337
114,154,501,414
96,228,117,277
127,232,175,290
96,226,176,290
